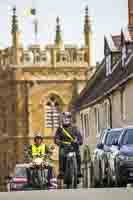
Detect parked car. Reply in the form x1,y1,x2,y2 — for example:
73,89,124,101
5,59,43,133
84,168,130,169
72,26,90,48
92,128,123,187
6,163,58,191
107,127,133,187
6,164,31,191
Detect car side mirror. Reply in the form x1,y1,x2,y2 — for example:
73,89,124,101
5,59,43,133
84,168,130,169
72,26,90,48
97,143,104,150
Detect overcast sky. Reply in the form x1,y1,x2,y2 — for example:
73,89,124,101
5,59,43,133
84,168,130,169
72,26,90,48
0,0,128,63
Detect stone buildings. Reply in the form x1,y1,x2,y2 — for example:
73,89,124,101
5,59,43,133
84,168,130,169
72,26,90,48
0,6,94,189
73,0,133,166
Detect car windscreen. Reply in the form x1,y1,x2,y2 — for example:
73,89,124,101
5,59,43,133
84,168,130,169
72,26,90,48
122,129,133,145
15,167,27,178
105,131,122,146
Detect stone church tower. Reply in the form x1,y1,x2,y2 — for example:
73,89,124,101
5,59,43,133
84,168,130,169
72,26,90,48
0,6,93,179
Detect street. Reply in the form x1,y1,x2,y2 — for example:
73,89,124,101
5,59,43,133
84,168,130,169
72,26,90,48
0,188,133,200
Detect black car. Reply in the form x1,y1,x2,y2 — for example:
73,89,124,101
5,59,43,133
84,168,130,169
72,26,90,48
107,127,133,187
92,128,123,187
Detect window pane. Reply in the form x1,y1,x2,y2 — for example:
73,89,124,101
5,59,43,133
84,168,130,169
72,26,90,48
45,96,61,128
122,129,133,145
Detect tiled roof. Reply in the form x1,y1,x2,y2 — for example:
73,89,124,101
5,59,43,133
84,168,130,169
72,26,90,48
74,52,133,111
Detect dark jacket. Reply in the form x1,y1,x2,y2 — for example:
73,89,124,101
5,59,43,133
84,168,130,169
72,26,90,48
54,125,83,146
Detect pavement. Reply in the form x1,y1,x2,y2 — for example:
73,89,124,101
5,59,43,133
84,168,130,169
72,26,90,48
0,188,133,200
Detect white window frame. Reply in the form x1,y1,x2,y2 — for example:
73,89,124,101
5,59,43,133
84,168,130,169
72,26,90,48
104,102,110,128
80,113,85,141
106,54,111,76
122,45,127,67
120,89,126,120
94,107,100,137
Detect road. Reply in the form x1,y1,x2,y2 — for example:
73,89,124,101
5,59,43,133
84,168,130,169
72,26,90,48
0,188,133,200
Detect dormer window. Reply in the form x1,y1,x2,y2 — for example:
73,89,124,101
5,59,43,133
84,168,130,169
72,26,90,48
122,45,127,67
106,54,111,76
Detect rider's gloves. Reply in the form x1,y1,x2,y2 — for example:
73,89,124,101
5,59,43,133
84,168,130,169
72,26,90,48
71,141,78,147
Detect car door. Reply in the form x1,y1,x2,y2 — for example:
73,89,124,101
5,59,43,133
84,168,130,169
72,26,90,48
108,145,119,177
99,131,110,180
93,131,106,182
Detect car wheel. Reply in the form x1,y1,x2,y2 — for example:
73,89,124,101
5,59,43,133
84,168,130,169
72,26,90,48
107,166,114,187
115,171,126,187
89,162,94,188
91,163,99,188
99,163,103,187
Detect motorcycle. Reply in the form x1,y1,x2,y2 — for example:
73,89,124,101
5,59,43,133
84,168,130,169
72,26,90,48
30,155,49,189
64,143,78,189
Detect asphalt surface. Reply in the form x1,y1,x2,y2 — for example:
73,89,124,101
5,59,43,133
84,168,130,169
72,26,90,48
0,188,133,200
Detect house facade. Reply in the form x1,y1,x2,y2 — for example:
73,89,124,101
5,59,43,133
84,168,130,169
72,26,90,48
73,0,133,163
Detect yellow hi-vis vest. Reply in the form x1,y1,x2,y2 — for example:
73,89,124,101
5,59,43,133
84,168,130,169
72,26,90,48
32,144,45,159
62,128,75,144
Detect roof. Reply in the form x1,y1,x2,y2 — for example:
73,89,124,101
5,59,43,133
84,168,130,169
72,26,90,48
111,35,121,49
74,51,133,111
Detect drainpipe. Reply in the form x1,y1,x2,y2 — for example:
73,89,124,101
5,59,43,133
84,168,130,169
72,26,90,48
107,96,112,128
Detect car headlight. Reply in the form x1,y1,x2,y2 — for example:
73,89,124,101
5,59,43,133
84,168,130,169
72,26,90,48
117,154,129,161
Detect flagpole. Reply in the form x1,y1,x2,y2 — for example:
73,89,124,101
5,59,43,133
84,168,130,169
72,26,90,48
34,17,38,44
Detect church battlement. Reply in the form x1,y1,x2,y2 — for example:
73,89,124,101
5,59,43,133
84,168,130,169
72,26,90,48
0,44,89,67
0,6,93,68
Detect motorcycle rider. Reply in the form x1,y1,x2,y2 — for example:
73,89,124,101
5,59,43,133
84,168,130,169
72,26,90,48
54,112,83,179
24,133,53,186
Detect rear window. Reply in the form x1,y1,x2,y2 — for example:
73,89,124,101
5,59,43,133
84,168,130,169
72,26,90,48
15,167,27,178
122,129,133,145
105,130,122,146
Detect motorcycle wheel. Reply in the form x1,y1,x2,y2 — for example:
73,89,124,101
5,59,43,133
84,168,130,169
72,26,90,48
64,155,78,189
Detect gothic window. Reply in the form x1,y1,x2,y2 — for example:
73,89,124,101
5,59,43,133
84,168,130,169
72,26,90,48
106,54,112,76
45,96,61,128
122,45,127,67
